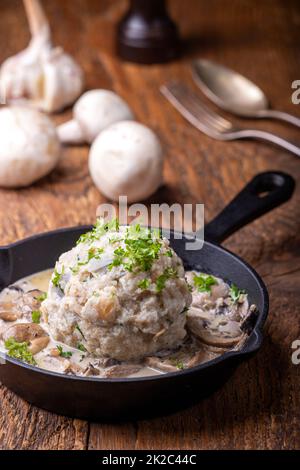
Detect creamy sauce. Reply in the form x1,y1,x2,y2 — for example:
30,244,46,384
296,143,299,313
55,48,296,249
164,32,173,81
0,269,256,378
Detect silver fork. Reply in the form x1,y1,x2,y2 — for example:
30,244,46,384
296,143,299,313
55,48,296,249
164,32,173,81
161,81,300,157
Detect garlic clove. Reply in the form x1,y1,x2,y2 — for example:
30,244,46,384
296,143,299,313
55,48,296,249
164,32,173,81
42,48,85,113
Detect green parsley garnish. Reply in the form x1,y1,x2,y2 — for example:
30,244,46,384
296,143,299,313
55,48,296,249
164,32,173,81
156,268,178,293
77,343,87,352
75,323,85,339
171,359,184,370
36,292,47,302
31,310,41,324
109,224,162,273
164,250,173,258
52,265,64,291
56,345,72,358
229,284,245,304
5,337,36,365
77,218,120,245
137,278,150,290
193,273,217,293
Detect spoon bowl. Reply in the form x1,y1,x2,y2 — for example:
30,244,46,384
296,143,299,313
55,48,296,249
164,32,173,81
192,59,300,127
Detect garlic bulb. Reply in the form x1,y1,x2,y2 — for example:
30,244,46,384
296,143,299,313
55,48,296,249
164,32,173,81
0,0,84,113
57,89,134,145
0,107,61,188
89,121,163,202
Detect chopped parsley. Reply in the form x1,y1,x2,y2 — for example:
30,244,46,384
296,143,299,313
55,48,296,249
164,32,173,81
75,323,85,339
31,310,41,324
36,292,47,302
156,268,178,293
5,337,36,365
56,345,72,358
193,273,217,293
77,343,87,352
172,359,184,370
109,224,162,273
164,250,173,258
229,284,245,304
137,278,150,290
52,265,64,291
77,218,120,245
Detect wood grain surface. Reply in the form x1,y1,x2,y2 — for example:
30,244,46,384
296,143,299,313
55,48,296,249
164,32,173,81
0,0,299,450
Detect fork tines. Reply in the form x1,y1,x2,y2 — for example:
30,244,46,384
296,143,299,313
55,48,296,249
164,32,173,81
160,81,233,137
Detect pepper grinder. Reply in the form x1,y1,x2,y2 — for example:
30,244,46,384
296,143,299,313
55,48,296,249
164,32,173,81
117,0,181,64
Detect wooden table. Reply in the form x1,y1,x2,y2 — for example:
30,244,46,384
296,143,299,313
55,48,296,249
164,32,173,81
0,0,299,450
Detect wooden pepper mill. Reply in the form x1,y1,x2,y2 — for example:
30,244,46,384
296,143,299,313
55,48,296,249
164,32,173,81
117,0,181,64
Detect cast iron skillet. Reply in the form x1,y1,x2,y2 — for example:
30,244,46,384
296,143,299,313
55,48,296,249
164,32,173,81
0,171,295,420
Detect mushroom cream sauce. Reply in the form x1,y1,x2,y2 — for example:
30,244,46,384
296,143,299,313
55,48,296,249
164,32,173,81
0,266,257,379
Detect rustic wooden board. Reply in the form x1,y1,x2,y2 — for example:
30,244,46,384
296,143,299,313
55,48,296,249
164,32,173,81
0,0,299,450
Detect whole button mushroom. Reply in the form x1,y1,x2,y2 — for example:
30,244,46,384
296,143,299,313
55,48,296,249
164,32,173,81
89,121,163,202
57,89,134,145
0,107,61,188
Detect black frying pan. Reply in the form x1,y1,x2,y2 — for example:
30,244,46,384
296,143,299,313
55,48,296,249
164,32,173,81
0,171,295,420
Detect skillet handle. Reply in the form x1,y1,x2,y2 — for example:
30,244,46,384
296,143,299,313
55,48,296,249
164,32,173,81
205,171,295,244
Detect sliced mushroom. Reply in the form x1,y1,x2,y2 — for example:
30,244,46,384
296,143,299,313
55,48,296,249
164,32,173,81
0,302,19,322
187,304,245,348
20,289,45,313
7,285,24,294
145,356,178,373
187,316,243,348
94,357,119,368
83,364,100,376
68,363,85,376
2,322,49,354
38,355,71,374
103,364,142,378
29,336,49,354
0,286,25,321
49,347,60,357
186,348,221,368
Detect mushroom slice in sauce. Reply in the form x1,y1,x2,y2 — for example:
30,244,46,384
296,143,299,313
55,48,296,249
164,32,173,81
83,364,101,376
186,271,256,349
22,289,45,309
2,323,49,354
0,286,24,321
144,356,179,373
0,286,46,322
187,308,244,348
38,356,71,374
0,304,19,322
103,364,142,378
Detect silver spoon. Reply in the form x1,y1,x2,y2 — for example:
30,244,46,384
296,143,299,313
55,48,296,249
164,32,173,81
192,59,300,127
